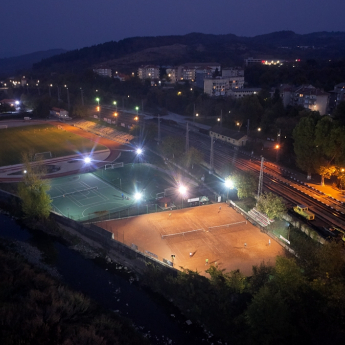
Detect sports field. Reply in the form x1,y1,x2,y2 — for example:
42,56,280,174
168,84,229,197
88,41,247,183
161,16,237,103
0,124,106,166
97,203,284,276
92,163,180,199
49,173,135,221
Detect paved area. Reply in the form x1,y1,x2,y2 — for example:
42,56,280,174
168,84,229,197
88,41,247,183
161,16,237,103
97,203,283,276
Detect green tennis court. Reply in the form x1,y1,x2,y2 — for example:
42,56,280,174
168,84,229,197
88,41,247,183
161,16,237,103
49,173,135,221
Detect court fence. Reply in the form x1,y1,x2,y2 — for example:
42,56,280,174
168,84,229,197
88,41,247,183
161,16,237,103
50,211,178,274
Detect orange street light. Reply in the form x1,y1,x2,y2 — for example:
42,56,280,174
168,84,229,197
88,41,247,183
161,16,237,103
275,144,280,149
96,106,100,112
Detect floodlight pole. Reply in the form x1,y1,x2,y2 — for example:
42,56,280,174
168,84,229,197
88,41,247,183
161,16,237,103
157,114,161,145
81,88,84,106
185,122,189,153
210,136,214,171
257,156,264,199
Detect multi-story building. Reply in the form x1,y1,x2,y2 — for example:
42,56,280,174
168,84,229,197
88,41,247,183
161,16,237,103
93,67,112,78
227,88,261,98
328,82,345,113
176,63,221,82
273,84,329,115
204,76,246,96
195,67,213,88
138,65,160,80
166,67,178,82
222,67,244,78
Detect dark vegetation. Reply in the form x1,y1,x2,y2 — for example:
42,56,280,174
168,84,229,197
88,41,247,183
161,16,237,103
32,31,345,74
0,241,148,345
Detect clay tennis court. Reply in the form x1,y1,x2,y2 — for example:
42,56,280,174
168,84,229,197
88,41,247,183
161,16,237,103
97,203,284,276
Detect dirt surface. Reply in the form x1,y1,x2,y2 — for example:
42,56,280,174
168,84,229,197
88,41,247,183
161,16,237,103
97,203,284,276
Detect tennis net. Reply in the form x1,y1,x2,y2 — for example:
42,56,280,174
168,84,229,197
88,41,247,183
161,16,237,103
52,186,98,199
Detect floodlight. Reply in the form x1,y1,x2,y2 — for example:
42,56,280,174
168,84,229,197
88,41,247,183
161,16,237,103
84,157,91,164
179,185,187,195
134,192,142,201
15,101,19,105
136,148,143,155
225,179,234,189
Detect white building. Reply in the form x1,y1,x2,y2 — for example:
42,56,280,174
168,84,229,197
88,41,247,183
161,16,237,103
138,65,160,80
227,88,261,98
210,126,248,147
204,77,246,96
93,67,112,77
274,85,329,115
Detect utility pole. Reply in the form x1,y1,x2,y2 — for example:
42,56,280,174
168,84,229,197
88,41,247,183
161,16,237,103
193,103,196,122
276,128,281,162
80,88,84,106
66,86,70,110
57,86,61,103
257,156,264,199
157,114,161,145
247,119,250,137
210,136,214,172
185,122,189,153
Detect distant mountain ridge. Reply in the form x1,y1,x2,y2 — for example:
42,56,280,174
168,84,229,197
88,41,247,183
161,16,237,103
21,31,345,74
0,49,67,77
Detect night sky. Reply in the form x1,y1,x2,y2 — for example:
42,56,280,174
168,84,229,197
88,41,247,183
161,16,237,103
1,0,345,58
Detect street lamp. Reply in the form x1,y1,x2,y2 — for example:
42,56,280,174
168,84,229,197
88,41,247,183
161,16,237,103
113,101,117,112
136,148,143,155
135,106,139,116
114,112,118,125
275,144,280,162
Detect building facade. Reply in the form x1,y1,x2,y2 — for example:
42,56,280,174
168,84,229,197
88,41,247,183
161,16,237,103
210,126,248,147
138,65,160,80
93,67,112,77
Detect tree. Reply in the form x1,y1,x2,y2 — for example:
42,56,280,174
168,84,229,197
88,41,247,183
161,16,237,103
161,136,184,159
17,153,52,220
183,147,203,169
232,171,257,199
292,116,318,179
314,117,345,185
256,192,287,220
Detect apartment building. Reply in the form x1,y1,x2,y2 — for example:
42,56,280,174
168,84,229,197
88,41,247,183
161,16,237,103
204,76,247,96
138,65,160,80
227,88,261,98
93,67,112,77
273,84,329,115
177,63,221,82
328,82,345,113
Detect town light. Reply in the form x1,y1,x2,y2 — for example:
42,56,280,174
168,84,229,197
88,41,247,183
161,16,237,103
136,148,143,155
84,157,91,164
275,144,280,149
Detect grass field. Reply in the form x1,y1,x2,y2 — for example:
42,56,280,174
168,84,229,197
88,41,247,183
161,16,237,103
0,124,106,166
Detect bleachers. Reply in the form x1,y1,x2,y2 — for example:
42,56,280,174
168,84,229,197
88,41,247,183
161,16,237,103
248,208,274,227
74,120,133,144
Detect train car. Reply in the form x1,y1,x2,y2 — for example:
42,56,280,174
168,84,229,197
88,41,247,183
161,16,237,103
293,204,315,220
